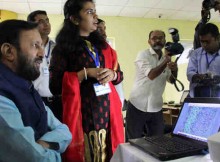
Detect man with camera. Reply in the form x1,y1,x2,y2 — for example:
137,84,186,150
187,23,220,97
194,0,220,49
126,30,178,139
205,0,220,13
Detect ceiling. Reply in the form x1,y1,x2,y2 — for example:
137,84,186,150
0,0,220,22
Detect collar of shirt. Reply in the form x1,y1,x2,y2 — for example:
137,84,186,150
44,39,55,53
201,48,220,56
44,39,55,65
149,47,157,55
149,47,164,60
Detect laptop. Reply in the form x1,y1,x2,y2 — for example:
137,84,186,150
167,90,189,107
129,97,220,161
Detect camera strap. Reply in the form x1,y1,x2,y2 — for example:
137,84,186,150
172,56,184,92
173,77,184,92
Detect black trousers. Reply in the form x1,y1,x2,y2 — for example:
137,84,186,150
42,96,63,122
125,101,164,140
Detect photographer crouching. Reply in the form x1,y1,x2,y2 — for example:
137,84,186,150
187,23,220,97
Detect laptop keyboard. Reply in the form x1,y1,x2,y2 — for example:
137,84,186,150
145,136,198,153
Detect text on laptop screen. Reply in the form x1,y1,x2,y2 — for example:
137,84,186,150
173,102,220,142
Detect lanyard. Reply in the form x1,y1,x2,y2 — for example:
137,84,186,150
205,52,218,69
85,45,100,68
45,41,51,65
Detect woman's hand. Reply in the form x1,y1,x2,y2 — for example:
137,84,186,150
85,68,115,85
97,68,115,85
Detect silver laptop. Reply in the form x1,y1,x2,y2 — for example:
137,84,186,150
168,90,189,107
129,97,220,161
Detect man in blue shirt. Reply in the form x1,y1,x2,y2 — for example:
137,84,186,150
0,20,72,162
193,0,220,49
187,23,220,97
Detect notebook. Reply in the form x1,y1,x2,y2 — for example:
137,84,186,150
167,90,189,107
129,97,220,161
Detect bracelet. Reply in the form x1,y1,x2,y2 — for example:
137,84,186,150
84,67,87,80
112,71,117,81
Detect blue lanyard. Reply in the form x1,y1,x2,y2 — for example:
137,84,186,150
205,52,218,69
45,41,51,65
85,45,100,67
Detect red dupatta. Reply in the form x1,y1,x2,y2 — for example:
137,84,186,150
62,44,124,162
62,72,85,162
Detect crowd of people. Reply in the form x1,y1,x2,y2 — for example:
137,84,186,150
1,0,220,161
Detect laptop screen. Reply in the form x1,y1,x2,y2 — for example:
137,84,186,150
173,98,220,142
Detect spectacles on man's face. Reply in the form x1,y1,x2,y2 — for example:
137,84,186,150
36,19,50,25
150,36,165,41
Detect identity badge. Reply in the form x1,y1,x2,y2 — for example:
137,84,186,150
93,83,111,96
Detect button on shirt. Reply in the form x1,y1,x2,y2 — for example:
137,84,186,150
129,48,171,112
33,39,55,97
187,47,220,97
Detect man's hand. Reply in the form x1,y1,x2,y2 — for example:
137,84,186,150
167,61,178,83
201,9,210,23
37,140,50,149
164,50,172,62
192,74,208,83
167,62,177,72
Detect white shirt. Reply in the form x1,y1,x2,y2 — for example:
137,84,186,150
33,39,55,97
129,48,171,112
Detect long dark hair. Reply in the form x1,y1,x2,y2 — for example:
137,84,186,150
55,0,106,57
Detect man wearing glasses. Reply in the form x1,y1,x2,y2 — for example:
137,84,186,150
126,30,178,139
27,11,62,121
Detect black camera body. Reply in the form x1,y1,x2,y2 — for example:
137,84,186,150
164,28,184,56
202,0,215,10
194,74,220,97
196,74,220,85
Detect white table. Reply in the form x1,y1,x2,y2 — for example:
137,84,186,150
110,143,213,162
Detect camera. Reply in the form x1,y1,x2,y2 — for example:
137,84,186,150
194,74,220,97
202,0,215,10
196,74,220,85
164,28,184,56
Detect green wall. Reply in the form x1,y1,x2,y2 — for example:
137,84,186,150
18,14,219,103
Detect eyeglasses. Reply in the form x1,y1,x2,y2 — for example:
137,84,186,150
37,19,50,25
150,36,164,41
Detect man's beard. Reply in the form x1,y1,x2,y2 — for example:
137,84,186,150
16,51,41,81
152,45,164,51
